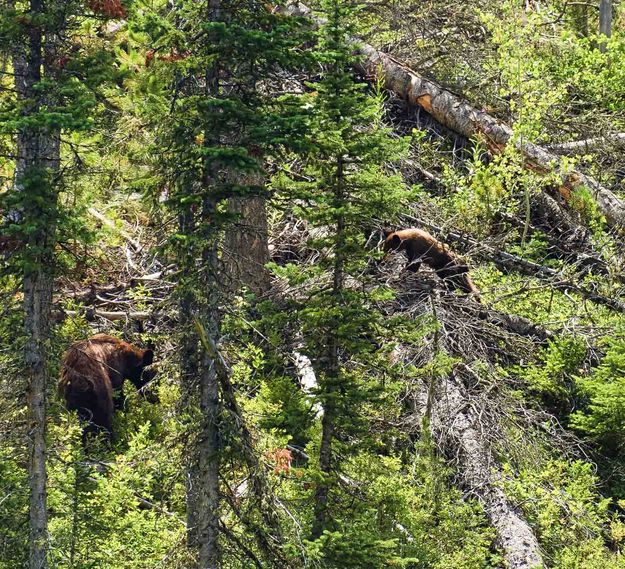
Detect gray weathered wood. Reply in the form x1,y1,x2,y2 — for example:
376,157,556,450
599,0,612,52
411,371,544,569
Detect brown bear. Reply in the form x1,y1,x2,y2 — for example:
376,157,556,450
382,227,480,298
58,334,155,437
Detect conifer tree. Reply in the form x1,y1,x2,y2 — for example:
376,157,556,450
139,1,310,564
0,2,125,566
273,0,411,548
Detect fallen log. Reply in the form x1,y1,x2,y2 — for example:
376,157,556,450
283,2,625,229
409,369,544,569
56,308,153,321
548,133,625,155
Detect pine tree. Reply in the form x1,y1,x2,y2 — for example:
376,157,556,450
138,0,310,564
272,0,411,550
0,2,125,566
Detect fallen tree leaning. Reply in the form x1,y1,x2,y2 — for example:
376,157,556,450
409,368,544,569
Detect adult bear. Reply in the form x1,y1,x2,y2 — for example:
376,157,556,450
59,334,155,437
382,227,480,299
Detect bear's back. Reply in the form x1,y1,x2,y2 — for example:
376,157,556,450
391,228,449,261
59,334,143,393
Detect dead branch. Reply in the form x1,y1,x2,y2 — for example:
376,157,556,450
548,133,625,155
56,308,153,321
87,207,142,250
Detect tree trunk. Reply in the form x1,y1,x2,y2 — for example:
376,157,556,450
283,2,625,229
195,2,223,557
197,332,221,569
548,133,625,154
195,319,287,564
13,1,62,567
599,0,612,53
179,210,202,549
223,192,270,294
410,370,544,569
24,267,54,569
312,156,345,539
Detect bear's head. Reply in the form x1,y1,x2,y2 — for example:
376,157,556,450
125,348,154,389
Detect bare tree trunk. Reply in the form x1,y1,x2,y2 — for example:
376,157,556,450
223,192,270,294
179,209,202,549
599,0,612,52
283,2,625,229
548,133,625,154
194,318,287,564
179,203,222,569
197,322,221,569
24,266,54,569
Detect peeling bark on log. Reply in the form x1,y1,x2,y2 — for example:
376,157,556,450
410,371,543,569
283,2,625,229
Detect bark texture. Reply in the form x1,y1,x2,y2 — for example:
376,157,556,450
283,2,625,229
548,133,625,155
223,193,271,294
599,0,612,52
197,323,221,569
178,208,201,549
195,318,287,564
13,2,62,567
411,371,544,569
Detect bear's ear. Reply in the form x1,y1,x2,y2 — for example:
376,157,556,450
388,234,401,249
142,349,154,366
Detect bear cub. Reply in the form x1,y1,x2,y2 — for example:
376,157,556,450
382,227,480,298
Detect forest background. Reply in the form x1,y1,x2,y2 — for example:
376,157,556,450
2,0,625,568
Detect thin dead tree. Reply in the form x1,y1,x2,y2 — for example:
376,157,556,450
599,0,612,53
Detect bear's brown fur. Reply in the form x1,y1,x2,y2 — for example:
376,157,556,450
58,334,154,436
382,228,480,298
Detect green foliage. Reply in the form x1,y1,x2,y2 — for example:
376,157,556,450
570,339,625,496
3,1,625,567
298,440,498,568
517,336,586,411
0,445,28,569
503,460,623,568
483,2,568,140
47,418,189,569
272,0,416,544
